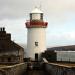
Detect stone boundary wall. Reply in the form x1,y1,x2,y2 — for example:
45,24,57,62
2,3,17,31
0,63,27,75
44,63,75,75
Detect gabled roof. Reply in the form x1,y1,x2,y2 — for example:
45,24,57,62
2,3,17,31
0,27,24,52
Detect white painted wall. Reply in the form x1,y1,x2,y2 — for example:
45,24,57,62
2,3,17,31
26,28,46,60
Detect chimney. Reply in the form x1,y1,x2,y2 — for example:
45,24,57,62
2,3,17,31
3,27,5,31
0,28,1,31
1,28,2,31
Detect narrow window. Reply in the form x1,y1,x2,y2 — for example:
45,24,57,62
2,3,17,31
35,42,38,46
8,57,11,62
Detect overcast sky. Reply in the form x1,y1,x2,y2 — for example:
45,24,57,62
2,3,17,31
0,0,75,47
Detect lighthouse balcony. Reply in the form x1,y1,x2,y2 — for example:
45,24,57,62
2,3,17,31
25,20,48,28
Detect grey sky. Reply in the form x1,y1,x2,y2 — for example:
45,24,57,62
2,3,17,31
0,0,75,47
0,0,75,19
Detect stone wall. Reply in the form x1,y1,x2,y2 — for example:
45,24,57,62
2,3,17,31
0,63,27,75
44,63,75,75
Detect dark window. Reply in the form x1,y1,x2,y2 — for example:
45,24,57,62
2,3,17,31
41,13,43,20
8,57,11,62
30,14,32,20
1,58,4,62
35,42,38,46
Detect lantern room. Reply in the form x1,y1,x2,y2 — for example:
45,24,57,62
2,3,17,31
30,8,43,21
26,8,48,28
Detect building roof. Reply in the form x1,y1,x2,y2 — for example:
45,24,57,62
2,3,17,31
31,7,43,13
0,27,24,52
47,45,75,51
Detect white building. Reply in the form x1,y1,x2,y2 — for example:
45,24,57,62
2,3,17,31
25,8,48,60
55,50,75,62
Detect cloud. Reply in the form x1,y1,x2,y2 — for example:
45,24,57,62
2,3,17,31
46,31,75,47
0,0,75,20
0,18,27,43
0,0,75,47
43,0,75,11
0,0,34,19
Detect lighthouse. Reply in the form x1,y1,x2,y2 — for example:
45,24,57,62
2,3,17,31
25,8,48,60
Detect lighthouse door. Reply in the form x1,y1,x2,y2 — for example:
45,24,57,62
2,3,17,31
35,53,38,61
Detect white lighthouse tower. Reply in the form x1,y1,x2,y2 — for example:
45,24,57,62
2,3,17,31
25,8,48,60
